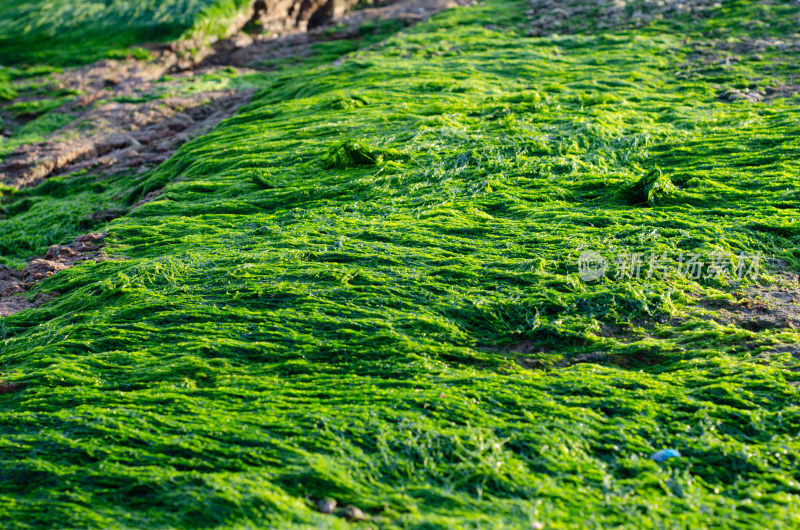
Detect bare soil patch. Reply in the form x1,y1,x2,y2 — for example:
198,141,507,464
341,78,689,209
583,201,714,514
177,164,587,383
198,0,472,68
1,90,251,187
0,233,106,317
0,381,21,394
525,0,723,36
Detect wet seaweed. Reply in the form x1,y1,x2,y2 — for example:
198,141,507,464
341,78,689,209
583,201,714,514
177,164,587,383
1,0,800,528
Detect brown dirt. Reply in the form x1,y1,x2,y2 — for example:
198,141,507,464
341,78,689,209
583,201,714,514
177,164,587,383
248,0,362,34
0,381,21,394
0,293,56,318
22,232,108,283
0,233,107,317
525,0,724,36
0,40,255,188
1,90,251,187
0,266,32,317
197,0,472,69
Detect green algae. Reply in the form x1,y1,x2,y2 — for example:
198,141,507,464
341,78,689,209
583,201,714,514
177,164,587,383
1,0,800,528
0,172,131,268
0,0,248,66
322,139,406,169
625,169,677,207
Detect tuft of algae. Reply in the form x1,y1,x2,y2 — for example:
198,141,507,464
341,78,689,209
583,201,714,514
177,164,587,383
322,138,406,169
625,169,677,206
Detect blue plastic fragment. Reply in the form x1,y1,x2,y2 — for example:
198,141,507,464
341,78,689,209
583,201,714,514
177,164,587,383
650,449,681,462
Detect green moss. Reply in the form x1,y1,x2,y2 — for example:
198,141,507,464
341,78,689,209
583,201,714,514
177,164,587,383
0,0,243,66
0,108,76,160
3,96,71,118
15,112,74,136
180,0,253,46
0,172,132,267
625,169,677,206
322,138,406,168
106,46,156,61
1,0,800,528
0,68,16,101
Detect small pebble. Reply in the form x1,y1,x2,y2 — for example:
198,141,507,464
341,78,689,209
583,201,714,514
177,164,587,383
531,522,545,530
651,449,681,462
341,505,367,521
316,498,337,514
0,381,20,394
